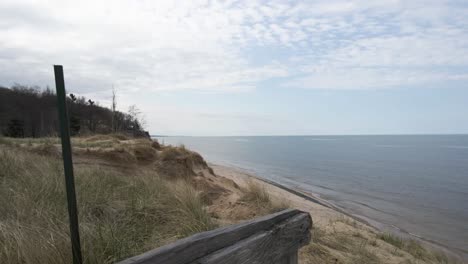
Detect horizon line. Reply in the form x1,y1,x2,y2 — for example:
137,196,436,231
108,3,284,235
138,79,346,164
151,133,468,137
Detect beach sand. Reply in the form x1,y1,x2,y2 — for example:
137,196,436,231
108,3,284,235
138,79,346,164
207,163,465,264
209,163,345,226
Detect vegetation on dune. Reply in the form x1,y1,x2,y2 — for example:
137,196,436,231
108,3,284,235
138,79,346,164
241,179,272,206
301,220,382,264
299,218,460,264
239,180,290,215
376,233,459,263
0,145,215,264
378,233,405,249
155,144,209,179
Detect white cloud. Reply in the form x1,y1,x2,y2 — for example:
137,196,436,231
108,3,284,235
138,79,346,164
0,0,288,97
1,0,467,97
284,67,468,90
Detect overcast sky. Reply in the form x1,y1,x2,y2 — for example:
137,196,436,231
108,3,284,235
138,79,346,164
1,0,468,135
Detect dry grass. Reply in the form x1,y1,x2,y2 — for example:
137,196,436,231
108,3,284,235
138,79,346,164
300,227,338,264
2,136,167,166
377,233,460,263
301,225,381,264
82,133,130,142
131,144,157,162
299,217,461,264
241,179,271,205
170,180,216,235
156,145,208,179
239,180,289,215
377,232,404,249
0,146,215,264
159,145,206,166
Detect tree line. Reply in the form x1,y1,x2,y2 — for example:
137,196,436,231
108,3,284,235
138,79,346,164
0,84,149,138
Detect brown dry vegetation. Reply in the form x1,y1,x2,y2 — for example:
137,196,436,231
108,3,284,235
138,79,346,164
299,218,460,264
0,136,219,263
0,135,463,264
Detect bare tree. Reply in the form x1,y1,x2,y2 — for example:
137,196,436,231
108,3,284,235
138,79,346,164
128,104,146,136
128,105,140,125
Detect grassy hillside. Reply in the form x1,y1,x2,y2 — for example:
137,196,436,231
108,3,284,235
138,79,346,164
0,136,217,263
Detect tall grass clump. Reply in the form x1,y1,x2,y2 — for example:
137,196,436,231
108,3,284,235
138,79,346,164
171,180,216,236
377,233,404,249
377,233,459,263
0,146,215,264
241,180,272,206
239,180,289,215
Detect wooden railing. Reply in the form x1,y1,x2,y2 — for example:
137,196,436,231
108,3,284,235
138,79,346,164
117,209,312,264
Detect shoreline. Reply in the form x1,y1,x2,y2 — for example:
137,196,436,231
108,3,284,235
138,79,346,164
209,162,466,262
209,163,382,227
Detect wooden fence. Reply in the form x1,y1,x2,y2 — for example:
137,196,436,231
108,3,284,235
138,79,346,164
117,209,312,264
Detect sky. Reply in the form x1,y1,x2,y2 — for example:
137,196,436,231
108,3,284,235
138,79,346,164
1,0,468,136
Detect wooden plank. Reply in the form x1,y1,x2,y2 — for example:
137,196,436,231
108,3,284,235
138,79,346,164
117,209,302,264
192,212,311,264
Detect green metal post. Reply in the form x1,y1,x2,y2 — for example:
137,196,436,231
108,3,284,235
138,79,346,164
54,65,83,264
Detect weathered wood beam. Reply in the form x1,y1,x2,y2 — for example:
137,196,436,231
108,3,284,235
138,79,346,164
192,212,311,264
117,209,312,264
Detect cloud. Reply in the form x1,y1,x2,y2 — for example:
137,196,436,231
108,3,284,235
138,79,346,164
0,0,467,99
0,0,287,96
286,31,468,89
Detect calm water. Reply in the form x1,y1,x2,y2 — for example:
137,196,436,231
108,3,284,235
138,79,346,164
155,135,468,256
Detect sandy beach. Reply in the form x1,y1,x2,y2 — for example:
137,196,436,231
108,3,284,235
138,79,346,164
208,163,466,263
210,163,346,226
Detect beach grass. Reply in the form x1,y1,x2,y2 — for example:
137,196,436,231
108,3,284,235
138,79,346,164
299,218,460,264
241,179,272,205
240,180,289,214
301,225,382,264
377,233,460,263
0,146,215,264
378,232,405,249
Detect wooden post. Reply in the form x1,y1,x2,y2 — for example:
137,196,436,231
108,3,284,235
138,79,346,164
54,65,83,264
